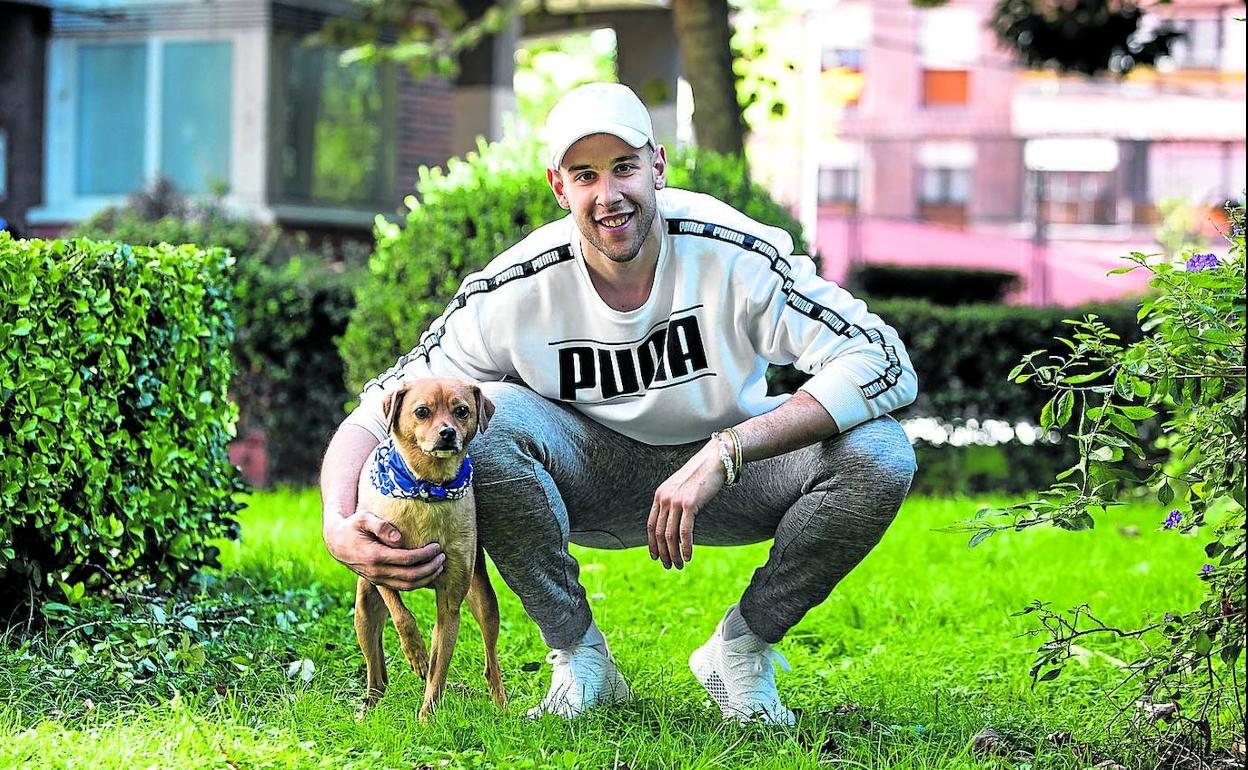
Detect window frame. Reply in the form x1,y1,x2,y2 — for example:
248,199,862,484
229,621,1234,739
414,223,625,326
267,32,398,211
39,33,236,221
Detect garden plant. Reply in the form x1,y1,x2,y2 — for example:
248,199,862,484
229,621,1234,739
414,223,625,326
967,202,1246,763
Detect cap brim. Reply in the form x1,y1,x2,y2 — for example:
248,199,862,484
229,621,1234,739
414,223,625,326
550,124,651,169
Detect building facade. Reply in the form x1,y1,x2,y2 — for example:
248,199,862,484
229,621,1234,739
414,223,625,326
754,0,1246,306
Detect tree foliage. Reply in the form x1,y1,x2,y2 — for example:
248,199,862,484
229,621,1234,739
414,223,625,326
988,0,1186,76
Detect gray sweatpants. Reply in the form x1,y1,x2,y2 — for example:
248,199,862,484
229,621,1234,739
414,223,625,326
471,382,916,649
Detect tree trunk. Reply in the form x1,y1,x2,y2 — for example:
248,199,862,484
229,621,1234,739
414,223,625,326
670,0,746,157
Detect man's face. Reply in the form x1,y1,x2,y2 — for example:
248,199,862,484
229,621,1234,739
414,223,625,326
547,133,667,265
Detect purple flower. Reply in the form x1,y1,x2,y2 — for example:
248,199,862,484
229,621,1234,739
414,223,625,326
1200,564,1215,576
1186,253,1219,272
1163,509,1182,529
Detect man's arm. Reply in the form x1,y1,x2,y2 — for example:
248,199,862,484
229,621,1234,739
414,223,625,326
647,391,838,569
320,422,445,591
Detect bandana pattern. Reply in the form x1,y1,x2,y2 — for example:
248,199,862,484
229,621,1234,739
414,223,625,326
369,438,473,501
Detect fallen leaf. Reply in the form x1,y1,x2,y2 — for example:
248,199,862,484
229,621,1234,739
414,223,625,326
1133,699,1179,723
520,661,542,673
972,726,1004,756
835,703,860,714
1047,731,1072,746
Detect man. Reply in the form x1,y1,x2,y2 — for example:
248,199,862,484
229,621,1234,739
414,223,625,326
321,83,917,725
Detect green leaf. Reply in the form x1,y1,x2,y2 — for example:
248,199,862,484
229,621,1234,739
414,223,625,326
968,529,994,549
1089,446,1115,462
1056,391,1074,427
1119,405,1156,420
1157,481,1175,506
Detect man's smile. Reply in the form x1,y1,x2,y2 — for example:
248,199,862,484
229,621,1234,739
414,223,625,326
597,211,634,230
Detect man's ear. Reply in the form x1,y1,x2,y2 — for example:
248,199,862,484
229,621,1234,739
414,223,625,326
547,167,570,209
382,387,407,436
651,144,668,190
473,386,495,434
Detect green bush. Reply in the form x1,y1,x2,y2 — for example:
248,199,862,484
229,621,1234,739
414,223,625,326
0,234,243,608
342,139,807,392
74,189,361,486
847,264,1020,305
768,299,1143,423
970,202,1246,751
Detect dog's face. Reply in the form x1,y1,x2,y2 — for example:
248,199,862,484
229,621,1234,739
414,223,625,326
381,379,494,462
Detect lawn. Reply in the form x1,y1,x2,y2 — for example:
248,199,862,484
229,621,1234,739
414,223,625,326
0,489,1209,770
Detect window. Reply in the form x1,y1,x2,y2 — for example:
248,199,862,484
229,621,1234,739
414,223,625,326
161,42,233,194
918,165,972,227
920,168,971,204
76,44,146,195
922,70,969,106
1036,171,1117,225
819,167,859,205
73,41,231,197
1024,138,1120,225
822,49,864,107
919,7,977,107
271,37,396,208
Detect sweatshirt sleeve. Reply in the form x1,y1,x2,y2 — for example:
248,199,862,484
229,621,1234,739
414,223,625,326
736,249,918,432
343,272,506,442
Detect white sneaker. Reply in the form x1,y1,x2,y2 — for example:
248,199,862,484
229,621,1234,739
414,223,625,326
689,615,796,726
526,641,632,718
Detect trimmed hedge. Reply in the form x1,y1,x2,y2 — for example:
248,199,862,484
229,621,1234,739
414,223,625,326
910,439,1080,496
342,139,807,393
768,299,1143,423
74,195,361,486
0,234,243,607
847,264,1020,305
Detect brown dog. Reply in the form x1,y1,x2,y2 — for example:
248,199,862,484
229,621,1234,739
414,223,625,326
354,377,505,719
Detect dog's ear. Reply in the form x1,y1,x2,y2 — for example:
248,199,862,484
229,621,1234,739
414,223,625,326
382,386,407,436
473,386,495,434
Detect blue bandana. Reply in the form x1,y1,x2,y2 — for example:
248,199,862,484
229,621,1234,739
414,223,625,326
368,438,473,501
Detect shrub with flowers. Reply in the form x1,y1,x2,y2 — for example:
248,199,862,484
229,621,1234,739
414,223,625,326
966,202,1245,758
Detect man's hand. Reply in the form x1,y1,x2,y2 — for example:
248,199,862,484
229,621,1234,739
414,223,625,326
647,440,727,570
323,509,445,591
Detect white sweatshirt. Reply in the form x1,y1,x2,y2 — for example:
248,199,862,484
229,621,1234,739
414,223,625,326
346,188,917,445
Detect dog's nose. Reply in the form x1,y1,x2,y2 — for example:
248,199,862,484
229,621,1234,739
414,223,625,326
439,426,458,442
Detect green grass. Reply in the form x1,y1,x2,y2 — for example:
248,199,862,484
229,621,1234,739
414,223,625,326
0,490,1210,769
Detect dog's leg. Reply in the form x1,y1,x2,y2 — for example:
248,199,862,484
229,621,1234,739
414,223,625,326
465,550,507,709
354,577,388,712
377,585,429,679
419,590,463,720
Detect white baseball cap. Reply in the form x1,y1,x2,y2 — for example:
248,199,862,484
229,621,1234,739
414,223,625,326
544,82,656,170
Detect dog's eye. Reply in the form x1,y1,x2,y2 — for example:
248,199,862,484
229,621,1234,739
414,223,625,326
414,406,431,419
453,405,470,419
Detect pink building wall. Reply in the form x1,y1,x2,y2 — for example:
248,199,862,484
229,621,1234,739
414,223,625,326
816,213,1156,306
802,0,1245,307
